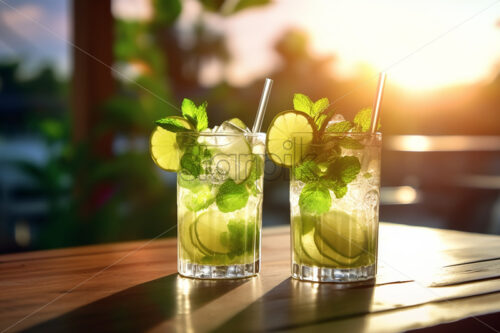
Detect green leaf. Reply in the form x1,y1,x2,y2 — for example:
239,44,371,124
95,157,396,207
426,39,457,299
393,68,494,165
196,101,209,131
293,93,313,115
326,121,353,133
184,185,215,211
180,144,203,177
216,179,249,212
312,98,329,117
293,160,320,182
328,156,361,184
324,179,348,199
155,117,192,132
153,0,182,24
314,114,327,131
220,219,256,256
354,107,380,132
299,182,331,215
181,98,208,131
338,137,364,149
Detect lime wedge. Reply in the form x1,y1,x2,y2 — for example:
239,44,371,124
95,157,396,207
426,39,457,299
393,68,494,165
315,210,367,258
211,135,253,184
150,117,193,172
194,210,231,254
266,111,315,167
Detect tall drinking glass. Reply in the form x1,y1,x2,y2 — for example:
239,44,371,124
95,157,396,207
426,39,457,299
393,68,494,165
290,132,382,282
176,132,265,279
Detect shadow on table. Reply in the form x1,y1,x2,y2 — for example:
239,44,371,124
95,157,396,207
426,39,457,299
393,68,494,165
216,277,375,331
23,273,249,333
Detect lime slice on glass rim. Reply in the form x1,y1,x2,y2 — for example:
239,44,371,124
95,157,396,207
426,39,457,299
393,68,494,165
194,210,231,254
150,116,193,172
266,111,315,168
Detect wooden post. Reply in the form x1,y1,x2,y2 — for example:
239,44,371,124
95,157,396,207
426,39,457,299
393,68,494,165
72,0,113,155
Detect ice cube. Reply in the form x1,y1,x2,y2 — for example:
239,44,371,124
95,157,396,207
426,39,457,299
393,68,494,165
218,120,251,134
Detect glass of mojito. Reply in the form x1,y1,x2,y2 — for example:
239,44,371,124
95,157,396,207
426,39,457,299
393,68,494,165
266,93,382,282
150,98,264,279
290,132,381,282
176,131,265,279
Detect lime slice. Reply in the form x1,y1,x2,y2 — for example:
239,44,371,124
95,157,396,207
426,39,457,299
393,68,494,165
211,135,253,184
301,228,337,267
150,117,193,172
266,111,315,168
315,210,367,258
179,212,210,260
313,231,361,267
194,210,231,254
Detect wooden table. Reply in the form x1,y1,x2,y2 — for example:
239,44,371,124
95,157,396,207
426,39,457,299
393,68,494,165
1,223,500,332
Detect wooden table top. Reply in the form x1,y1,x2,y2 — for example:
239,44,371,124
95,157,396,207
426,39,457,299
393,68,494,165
1,223,500,332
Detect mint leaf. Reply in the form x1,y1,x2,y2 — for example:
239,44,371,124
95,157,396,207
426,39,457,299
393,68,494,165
180,144,204,177
293,93,313,115
299,182,331,215
312,98,329,117
328,156,361,183
156,116,192,132
220,219,256,256
354,107,380,132
195,101,208,131
324,178,348,199
184,185,215,211
216,179,249,212
293,160,320,182
181,98,208,131
338,137,364,149
314,113,327,131
326,120,353,133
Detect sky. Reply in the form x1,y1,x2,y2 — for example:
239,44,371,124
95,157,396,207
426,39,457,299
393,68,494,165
0,0,499,91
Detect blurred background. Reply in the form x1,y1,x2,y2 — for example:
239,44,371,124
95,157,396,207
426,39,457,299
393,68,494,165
0,0,499,253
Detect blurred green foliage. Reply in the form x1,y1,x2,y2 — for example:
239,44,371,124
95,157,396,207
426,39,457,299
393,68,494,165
3,0,273,250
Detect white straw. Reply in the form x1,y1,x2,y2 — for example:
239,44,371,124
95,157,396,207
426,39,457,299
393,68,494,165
370,72,386,134
252,78,273,133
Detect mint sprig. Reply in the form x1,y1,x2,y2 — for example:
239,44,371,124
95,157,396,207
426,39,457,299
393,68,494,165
293,94,330,121
155,116,192,132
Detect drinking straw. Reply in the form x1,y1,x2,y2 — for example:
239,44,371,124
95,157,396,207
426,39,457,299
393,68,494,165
252,78,273,133
370,72,386,134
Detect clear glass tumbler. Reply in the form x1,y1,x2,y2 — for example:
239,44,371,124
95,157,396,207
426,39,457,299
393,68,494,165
176,132,265,279
290,132,382,282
